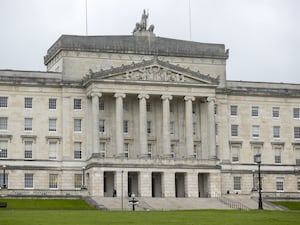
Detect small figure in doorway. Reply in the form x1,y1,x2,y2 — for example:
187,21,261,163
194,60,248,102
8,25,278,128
113,189,117,197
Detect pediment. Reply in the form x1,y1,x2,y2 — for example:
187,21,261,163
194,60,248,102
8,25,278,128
83,58,218,85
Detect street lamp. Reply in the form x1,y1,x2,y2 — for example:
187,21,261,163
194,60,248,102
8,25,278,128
2,165,6,189
128,193,139,211
254,154,263,210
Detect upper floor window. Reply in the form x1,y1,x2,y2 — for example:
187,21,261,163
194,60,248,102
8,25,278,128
24,141,33,159
192,103,196,114
0,97,8,108
74,119,82,132
0,117,8,130
252,125,260,138
147,121,152,134
74,99,82,110
24,118,33,131
297,178,300,191
193,122,197,135
147,143,152,158
146,102,151,112
49,98,57,109
0,140,8,158
252,106,259,117
99,142,106,157
273,126,280,138
49,119,57,132
170,121,174,134
49,141,57,160
99,101,105,111
293,108,300,119
123,101,129,112
124,143,129,158
295,146,300,165
214,104,218,115
272,107,280,118
99,120,105,132
274,146,282,164
123,120,129,133
231,145,240,162
230,105,238,116
294,127,300,139
24,97,32,109
74,142,82,159
231,124,238,137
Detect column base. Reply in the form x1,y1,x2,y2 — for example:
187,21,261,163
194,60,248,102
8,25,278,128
138,154,151,159
162,154,174,159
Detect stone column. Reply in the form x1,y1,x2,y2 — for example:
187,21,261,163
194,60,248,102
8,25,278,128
184,96,195,158
139,171,152,197
114,93,126,156
91,93,101,154
161,95,173,157
138,94,150,157
207,97,217,159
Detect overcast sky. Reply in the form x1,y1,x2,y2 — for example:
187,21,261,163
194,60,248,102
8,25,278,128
0,0,299,83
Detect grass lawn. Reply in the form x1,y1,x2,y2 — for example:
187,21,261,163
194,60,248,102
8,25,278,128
0,198,299,225
271,201,300,210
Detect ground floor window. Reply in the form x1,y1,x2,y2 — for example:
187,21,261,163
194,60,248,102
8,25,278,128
74,174,82,189
276,177,284,192
24,173,33,188
49,174,58,189
233,176,241,191
0,173,8,188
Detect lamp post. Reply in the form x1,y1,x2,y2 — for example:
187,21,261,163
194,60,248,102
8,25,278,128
128,193,139,211
254,154,263,210
121,170,124,211
2,165,6,189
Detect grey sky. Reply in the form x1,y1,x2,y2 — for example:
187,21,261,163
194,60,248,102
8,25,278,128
0,0,299,83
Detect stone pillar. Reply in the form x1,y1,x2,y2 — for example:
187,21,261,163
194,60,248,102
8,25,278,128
184,96,195,158
91,93,101,154
185,172,199,197
138,94,150,157
163,171,175,197
207,97,217,159
139,171,152,197
89,168,103,196
114,93,126,156
161,95,173,157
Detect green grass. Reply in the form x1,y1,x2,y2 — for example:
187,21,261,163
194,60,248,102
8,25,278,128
271,201,300,210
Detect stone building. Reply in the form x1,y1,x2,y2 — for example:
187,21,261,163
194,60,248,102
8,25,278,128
0,12,300,200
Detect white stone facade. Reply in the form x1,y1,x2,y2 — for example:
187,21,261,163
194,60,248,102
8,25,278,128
0,24,300,199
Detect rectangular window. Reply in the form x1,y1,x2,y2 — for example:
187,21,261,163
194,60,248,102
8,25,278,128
123,120,129,133
214,104,218,115
24,118,33,131
49,174,58,189
170,121,174,134
146,102,151,112
0,96,8,108
99,101,105,111
272,107,280,118
74,174,82,189
193,144,197,158
231,145,240,162
170,144,175,158
24,97,32,109
147,121,152,134
231,124,238,137
273,126,280,138
0,173,8,188
0,140,8,158
233,176,241,190
74,142,82,159
24,174,33,188
73,99,82,110
49,119,57,131
124,143,129,158
193,122,197,135
276,177,284,192
252,125,260,138
297,178,300,191
123,101,129,112
0,117,8,130
192,103,196,114
147,143,152,158
49,98,57,109
49,141,57,159
99,142,106,157
294,127,300,139
24,140,33,159
293,108,300,119
295,147,300,165
74,119,82,132
230,105,238,116
274,147,282,164
253,146,261,162
252,106,259,117
99,119,105,132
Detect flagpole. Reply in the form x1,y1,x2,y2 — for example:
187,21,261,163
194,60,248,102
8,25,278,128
85,0,88,35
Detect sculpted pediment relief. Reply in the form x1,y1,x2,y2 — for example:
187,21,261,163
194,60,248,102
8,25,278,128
83,58,219,85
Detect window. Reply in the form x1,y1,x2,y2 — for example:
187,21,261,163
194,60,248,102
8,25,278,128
0,96,8,108
253,146,261,162
276,177,284,192
99,142,106,157
123,101,129,112
99,101,105,111
231,124,238,137
193,122,197,135
74,142,82,159
230,105,237,116
252,125,260,138
49,141,57,159
74,174,82,189
0,140,8,158
49,98,57,109
49,174,58,189
273,126,280,138
147,143,152,158
294,127,300,139
49,119,57,131
295,146,300,165
272,107,280,118
170,103,174,113
293,108,300,119
214,104,217,115
193,144,197,158
192,103,196,114
233,176,241,190
297,178,300,191
124,143,129,158
231,145,240,162
74,99,82,110
24,118,33,131
215,123,218,136
274,147,282,164
74,119,82,132
170,144,175,158
0,117,8,130
24,97,32,109
147,121,152,134
24,174,33,188
123,120,129,133
252,106,259,117
170,121,174,134
146,102,151,112
99,120,105,132
24,141,33,159
0,173,8,188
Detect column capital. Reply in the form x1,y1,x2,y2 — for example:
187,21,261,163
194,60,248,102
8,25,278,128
90,92,102,98
161,95,173,101
207,96,216,102
184,96,195,101
114,93,126,99
138,94,150,100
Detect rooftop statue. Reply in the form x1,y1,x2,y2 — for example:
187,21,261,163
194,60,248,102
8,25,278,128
133,9,155,34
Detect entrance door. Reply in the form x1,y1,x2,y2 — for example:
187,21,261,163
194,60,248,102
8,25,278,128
104,171,115,197
152,172,162,197
175,173,185,197
198,173,209,197
128,172,139,197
